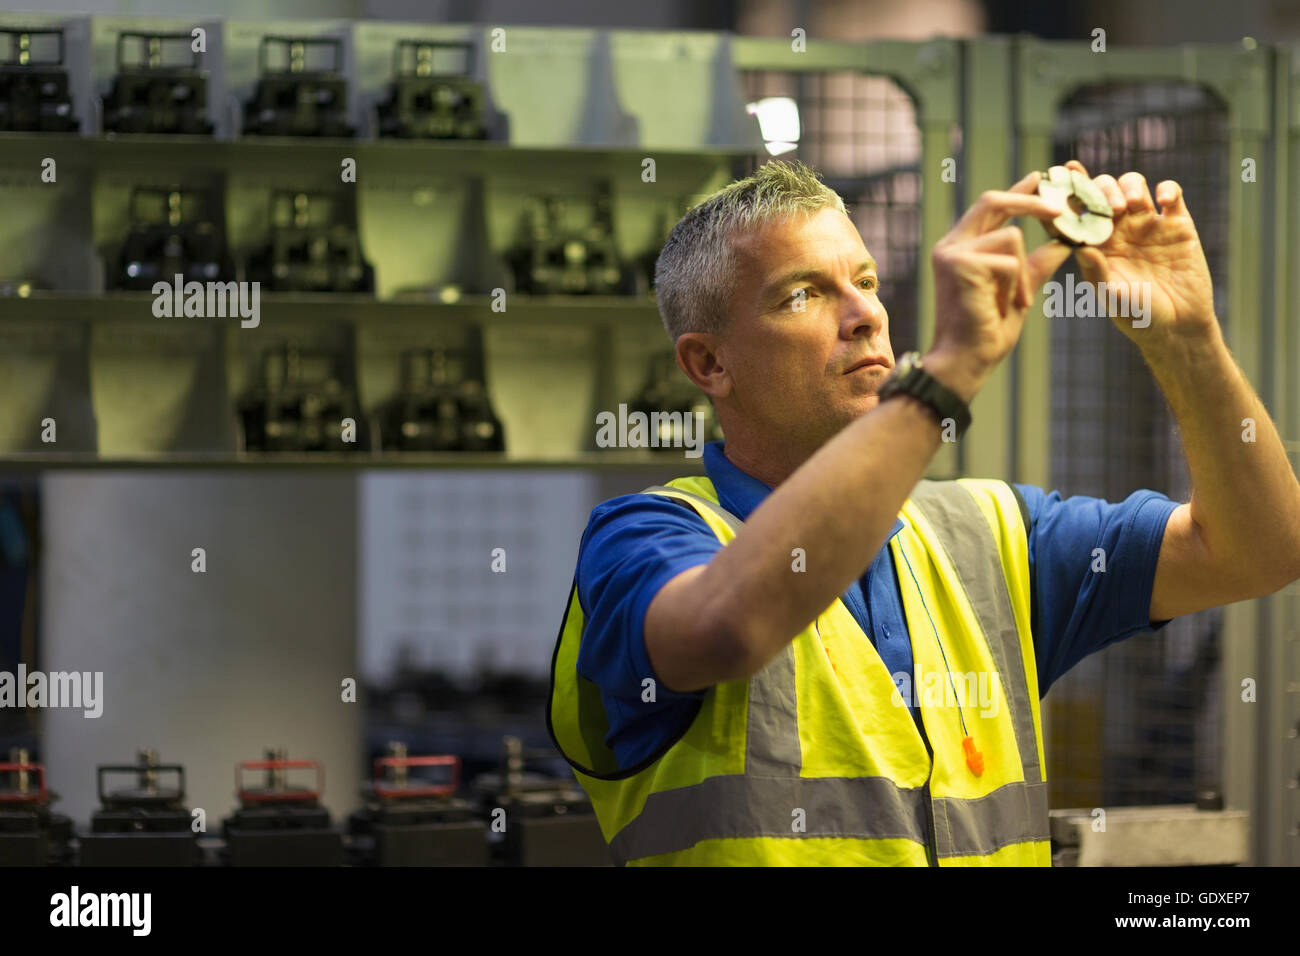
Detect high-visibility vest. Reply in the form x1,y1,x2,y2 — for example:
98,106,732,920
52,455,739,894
548,475,1051,866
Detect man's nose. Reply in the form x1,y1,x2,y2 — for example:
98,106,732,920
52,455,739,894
841,283,887,339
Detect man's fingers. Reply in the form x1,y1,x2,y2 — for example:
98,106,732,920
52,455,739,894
965,226,1031,307
951,190,1066,241
1071,246,1110,285
1118,171,1155,215
1092,174,1126,216
964,225,1027,254
1065,159,1091,179
962,251,1027,317
1155,179,1188,217
1025,239,1074,292
1008,170,1043,194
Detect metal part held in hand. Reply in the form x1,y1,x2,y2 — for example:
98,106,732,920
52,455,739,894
1037,165,1114,246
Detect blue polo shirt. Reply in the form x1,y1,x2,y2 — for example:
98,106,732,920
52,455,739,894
574,440,1180,770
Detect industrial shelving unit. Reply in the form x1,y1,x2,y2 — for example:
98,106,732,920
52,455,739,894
0,134,749,466
0,14,764,468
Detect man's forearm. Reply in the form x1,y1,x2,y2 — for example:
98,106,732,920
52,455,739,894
1143,323,1300,590
700,354,980,674
700,394,939,672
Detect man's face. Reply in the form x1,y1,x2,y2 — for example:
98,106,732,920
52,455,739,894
719,206,894,450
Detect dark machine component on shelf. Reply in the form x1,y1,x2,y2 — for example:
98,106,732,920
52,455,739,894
348,743,488,866
0,748,73,866
626,352,724,448
377,40,485,140
473,736,610,866
506,194,626,296
381,348,504,453
238,345,366,453
102,31,214,135
112,187,233,291
0,28,78,132
247,192,374,293
78,749,200,866
242,36,352,138
222,749,344,866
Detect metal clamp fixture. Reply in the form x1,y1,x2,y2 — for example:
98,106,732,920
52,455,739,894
236,750,325,804
96,748,185,808
0,748,48,805
372,746,461,801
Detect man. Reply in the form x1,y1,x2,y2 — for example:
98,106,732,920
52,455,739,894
547,159,1300,866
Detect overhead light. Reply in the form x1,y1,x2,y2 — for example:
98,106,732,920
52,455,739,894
746,97,800,156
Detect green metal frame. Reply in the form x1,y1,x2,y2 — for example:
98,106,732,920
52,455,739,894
960,37,1016,483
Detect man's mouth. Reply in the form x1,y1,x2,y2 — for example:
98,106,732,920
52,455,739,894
843,356,891,375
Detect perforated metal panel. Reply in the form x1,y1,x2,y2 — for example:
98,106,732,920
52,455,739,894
740,70,927,353
1046,81,1230,808
361,471,595,684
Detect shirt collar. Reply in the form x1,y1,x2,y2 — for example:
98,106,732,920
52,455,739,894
701,440,906,541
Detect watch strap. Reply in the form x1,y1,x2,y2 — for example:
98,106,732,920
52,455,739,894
878,353,972,439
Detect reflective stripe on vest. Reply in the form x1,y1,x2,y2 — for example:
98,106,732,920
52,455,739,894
907,481,1042,786
547,477,1051,866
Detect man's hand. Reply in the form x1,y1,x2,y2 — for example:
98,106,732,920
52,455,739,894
928,172,1075,401
1063,159,1217,346
1055,163,1300,619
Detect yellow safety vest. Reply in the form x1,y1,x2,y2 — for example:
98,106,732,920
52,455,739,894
548,475,1051,866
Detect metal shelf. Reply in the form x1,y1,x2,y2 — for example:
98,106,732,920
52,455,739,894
0,132,753,184
0,450,708,471
0,292,663,325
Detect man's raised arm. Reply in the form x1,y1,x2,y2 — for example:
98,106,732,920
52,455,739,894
1065,160,1300,621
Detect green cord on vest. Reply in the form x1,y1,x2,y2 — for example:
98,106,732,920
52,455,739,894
897,545,970,741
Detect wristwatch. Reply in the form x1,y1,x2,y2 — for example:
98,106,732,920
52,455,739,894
876,351,972,440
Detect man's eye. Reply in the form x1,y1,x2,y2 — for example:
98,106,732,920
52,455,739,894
859,277,879,291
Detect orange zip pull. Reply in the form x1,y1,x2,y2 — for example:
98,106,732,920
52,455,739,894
962,735,984,776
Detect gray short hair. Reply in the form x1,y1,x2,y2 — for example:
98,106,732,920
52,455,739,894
653,159,846,342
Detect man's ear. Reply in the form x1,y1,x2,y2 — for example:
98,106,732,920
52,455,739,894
675,333,731,399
